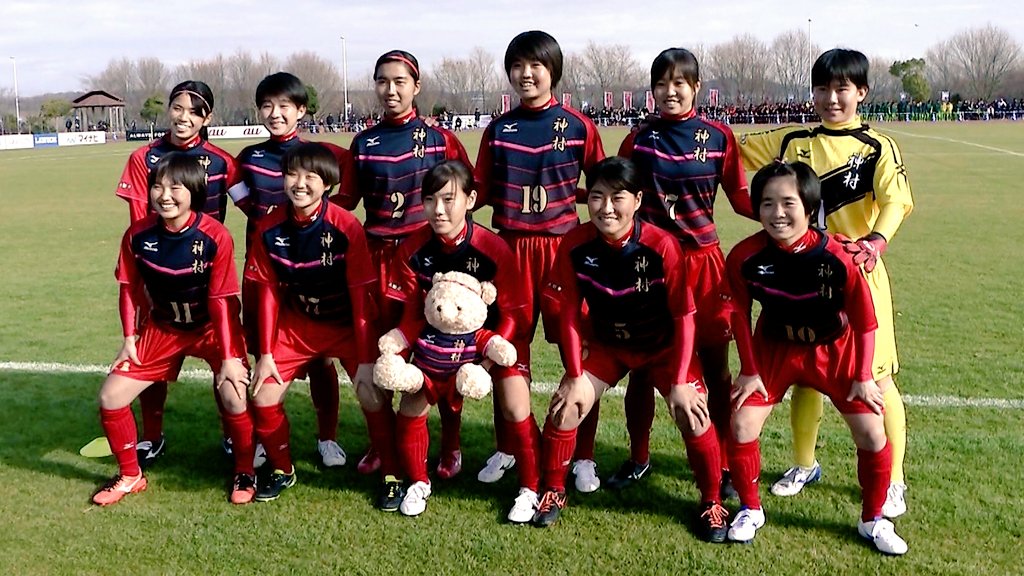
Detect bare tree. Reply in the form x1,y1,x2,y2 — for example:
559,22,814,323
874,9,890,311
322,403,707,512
867,56,901,102
560,53,589,105
580,41,644,96
349,72,378,118
769,30,819,100
175,55,229,121
467,47,501,112
135,57,170,101
710,34,770,104
944,25,1022,100
431,57,473,112
924,40,966,96
284,51,343,118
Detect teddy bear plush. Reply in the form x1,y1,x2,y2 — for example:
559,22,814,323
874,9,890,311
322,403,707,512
374,270,517,402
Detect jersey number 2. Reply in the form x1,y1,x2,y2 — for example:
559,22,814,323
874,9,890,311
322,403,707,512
390,191,406,219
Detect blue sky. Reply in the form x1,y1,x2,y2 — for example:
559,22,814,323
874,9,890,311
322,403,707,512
1,0,1019,95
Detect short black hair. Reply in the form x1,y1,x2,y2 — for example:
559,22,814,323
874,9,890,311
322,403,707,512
282,142,340,188
375,50,421,82
255,72,308,107
504,31,563,88
148,152,208,211
750,161,821,218
422,160,474,199
650,48,700,91
585,156,641,197
812,48,870,89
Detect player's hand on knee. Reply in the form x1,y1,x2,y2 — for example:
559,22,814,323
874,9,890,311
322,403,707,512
111,335,141,371
847,379,885,415
550,374,591,428
217,358,250,401
731,374,768,412
672,384,709,431
251,354,283,398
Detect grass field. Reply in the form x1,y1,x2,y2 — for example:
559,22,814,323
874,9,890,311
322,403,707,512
1,122,1022,575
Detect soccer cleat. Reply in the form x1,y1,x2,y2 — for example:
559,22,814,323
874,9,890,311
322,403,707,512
92,474,147,506
770,461,821,496
399,481,431,516
698,501,730,543
377,475,405,512
572,459,601,493
604,459,651,491
229,473,256,505
436,450,463,480
477,451,516,483
727,507,765,543
720,469,738,501
136,435,166,471
255,468,296,502
858,518,909,555
532,489,567,527
317,439,347,467
507,488,539,524
882,482,907,518
253,443,267,469
357,448,381,475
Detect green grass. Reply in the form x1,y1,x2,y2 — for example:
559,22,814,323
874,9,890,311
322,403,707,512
1,123,1023,575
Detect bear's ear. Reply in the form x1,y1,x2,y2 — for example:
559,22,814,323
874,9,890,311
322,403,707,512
432,272,444,285
479,281,497,306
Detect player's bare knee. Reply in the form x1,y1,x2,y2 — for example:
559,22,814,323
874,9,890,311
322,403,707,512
731,410,761,444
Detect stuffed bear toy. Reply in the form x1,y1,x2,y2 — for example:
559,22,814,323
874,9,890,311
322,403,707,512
374,270,517,402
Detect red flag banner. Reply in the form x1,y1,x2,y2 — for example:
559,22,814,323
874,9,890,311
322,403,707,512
708,88,719,108
562,92,572,108
604,91,613,108
501,94,511,114
623,91,633,109
645,90,654,112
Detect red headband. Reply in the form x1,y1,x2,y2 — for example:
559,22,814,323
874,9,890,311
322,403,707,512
385,54,419,79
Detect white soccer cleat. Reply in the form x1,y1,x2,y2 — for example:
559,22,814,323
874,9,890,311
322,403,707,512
727,507,766,543
399,481,431,517
477,451,516,483
881,482,907,518
572,459,601,493
858,518,908,555
507,488,539,524
317,439,347,467
770,461,822,496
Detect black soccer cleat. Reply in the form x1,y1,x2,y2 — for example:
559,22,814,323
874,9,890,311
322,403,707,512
377,475,405,512
532,489,567,528
136,435,166,471
255,469,296,502
604,459,651,491
698,501,730,543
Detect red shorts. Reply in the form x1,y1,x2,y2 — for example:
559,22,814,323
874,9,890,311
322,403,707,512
270,308,360,383
499,232,561,344
583,340,705,398
110,319,226,382
682,243,733,349
490,337,532,381
741,325,875,414
368,235,404,329
420,372,465,412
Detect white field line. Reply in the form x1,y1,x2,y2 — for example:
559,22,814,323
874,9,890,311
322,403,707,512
886,128,1024,158
3,360,1022,410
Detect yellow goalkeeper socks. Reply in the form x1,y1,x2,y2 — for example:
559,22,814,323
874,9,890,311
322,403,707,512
790,386,824,468
883,384,907,484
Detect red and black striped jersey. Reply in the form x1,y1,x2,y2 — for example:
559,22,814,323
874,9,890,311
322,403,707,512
619,112,751,248
476,101,604,235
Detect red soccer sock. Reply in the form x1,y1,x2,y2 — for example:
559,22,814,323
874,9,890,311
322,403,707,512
540,418,576,492
729,439,762,510
101,406,141,477
222,410,256,476
574,399,600,461
858,440,893,521
307,360,340,441
362,407,400,477
683,426,723,504
438,399,462,456
510,414,541,491
624,381,655,464
707,373,733,470
396,413,430,484
138,382,168,443
493,398,512,454
252,404,292,473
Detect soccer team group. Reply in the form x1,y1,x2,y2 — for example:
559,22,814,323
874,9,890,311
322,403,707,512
92,30,914,555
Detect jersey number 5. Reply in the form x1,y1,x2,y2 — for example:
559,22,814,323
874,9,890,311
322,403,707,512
520,185,548,214
390,191,406,219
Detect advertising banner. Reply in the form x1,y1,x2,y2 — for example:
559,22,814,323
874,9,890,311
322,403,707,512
33,133,59,148
207,125,269,140
58,131,106,146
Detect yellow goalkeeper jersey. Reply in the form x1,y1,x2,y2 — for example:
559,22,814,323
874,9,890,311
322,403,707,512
738,116,913,240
